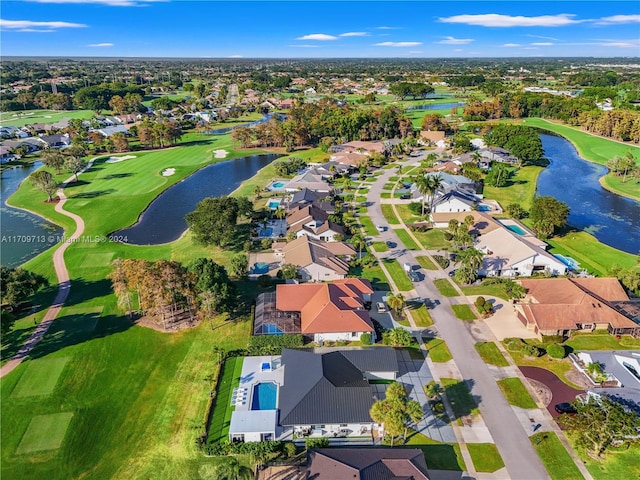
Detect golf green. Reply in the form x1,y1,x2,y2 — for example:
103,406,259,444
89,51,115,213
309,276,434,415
16,413,74,454
11,358,70,398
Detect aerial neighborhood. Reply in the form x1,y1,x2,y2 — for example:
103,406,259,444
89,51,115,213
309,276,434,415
1,4,640,479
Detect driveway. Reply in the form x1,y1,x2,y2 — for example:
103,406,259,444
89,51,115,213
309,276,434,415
519,366,584,418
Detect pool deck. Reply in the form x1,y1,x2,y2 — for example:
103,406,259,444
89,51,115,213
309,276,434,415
235,355,284,413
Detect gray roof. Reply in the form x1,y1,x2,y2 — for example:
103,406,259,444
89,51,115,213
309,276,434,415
337,348,399,373
229,410,278,434
279,348,397,426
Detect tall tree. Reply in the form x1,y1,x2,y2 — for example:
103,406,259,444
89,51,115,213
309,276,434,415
41,149,65,174
186,196,241,247
64,155,86,182
530,196,569,239
29,170,58,201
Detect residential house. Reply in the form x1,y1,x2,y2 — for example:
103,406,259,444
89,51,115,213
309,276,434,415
253,278,374,341
278,98,295,109
287,204,344,242
0,126,28,139
286,188,334,213
431,190,477,213
329,151,369,168
1,139,41,155
94,125,129,138
479,147,519,165
279,236,355,282
0,145,16,163
283,170,332,193
515,277,640,338
38,133,72,148
228,348,399,444
306,448,430,480
419,130,446,146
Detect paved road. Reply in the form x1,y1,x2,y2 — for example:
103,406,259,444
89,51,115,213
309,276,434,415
365,167,550,480
0,162,92,379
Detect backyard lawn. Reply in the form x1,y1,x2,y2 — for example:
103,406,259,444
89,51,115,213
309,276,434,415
434,279,458,297
483,164,543,212
474,342,509,367
497,378,538,409
207,357,244,443
424,337,453,363
382,258,414,292
451,304,476,321
467,443,505,473
530,432,584,480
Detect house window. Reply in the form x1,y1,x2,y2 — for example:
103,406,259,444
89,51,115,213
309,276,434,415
340,424,348,428
352,332,358,338
581,324,593,330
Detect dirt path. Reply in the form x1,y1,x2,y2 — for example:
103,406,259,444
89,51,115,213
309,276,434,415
0,162,92,379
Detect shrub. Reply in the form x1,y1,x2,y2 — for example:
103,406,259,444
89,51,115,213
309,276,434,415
257,274,272,287
360,332,373,345
247,335,304,355
408,202,423,215
306,437,329,449
433,255,450,269
431,400,445,414
546,343,566,359
475,296,486,308
283,442,297,458
523,344,543,358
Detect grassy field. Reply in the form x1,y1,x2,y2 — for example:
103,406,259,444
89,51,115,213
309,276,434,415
393,229,420,250
565,332,640,351
483,164,543,212
381,204,401,224
412,229,449,250
441,378,479,420
434,279,458,297
408,304,433,328
394,204,423,224
356,264,391,291
467,443,505,473
504,346,582,389
523,118,640,200
497,378,538,409
451,304,476,321
405,432,465,471
415,255,437,270
359,215,380,237
461,282,511,301
15,413,75,455
530,432,584,480
207,357,243,444
0,109,95,127
10,357,70,398
424,337,453,363
382,258,414,292
474,342,509,367
569,436,640,480
371,241,389,252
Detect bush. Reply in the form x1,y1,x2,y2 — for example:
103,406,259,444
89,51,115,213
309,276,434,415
546,343,566,359
360,332,373,345
257,274,272,288
523,344,544,358
432,255,450,269
283,442,297,458
408,202,423,215
475,296,486,308
247,335,304,355
306,437,329,449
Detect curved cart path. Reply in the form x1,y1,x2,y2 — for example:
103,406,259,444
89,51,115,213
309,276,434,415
1,165,91,379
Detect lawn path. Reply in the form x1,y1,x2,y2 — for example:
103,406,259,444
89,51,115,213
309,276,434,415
0,160,94,379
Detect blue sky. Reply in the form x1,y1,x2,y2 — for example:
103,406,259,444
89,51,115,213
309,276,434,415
1,1,639,57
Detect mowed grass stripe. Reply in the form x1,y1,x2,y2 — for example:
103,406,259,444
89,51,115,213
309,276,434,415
16,413,74,454
11,358,70,398
208,357,244,443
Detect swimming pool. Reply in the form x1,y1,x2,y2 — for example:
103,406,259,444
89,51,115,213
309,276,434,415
251,382,277,410
477,204,491,212
553,254,580,270
268,200,281,209
270,181,286,190
253,262,269,274
260,323,283,335
505,224,527,236
259,227,273,237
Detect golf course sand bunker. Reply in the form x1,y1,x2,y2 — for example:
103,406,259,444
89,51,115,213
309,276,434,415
213,149,229,158
161,168,176,177
105,155,137,164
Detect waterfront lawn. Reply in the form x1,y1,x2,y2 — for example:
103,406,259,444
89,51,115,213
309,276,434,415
416,255,437,270
474,342,509,367
383,258,414,292
467,443,505,473
601,174,640,200
381,204,401,224
393,229,420,250
497,378,537,409
451,304,476,321
483,164,543,212
434,279,458,297
530,432,584,480
424,337,453,363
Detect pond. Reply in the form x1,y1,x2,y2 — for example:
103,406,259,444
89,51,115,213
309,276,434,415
536,133,640,254
1,162,63,267
406,102,465,111
114,154,281,245
207,113,283,135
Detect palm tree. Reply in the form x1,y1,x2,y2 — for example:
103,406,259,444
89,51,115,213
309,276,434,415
459,248,484,271
199,458,252,480
426,174,444,215
414,174,430,216
349,233,366,257
403,399,424,441
387,293,406,316
274,207,286,220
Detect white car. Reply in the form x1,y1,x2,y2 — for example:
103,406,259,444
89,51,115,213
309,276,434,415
376,225,386,232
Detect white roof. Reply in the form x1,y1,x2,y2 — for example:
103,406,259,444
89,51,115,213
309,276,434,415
229,409,278,434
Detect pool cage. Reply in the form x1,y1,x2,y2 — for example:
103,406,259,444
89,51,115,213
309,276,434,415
253,292,301,335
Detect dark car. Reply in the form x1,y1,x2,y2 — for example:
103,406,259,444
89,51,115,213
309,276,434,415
386,241,397,248
554,402,577,414
408,271,420,282
448,269,457,277
399,194,411,200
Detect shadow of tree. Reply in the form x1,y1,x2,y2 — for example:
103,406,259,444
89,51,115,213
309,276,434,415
103,173,134,180
444,378,481,420
71,189,116,199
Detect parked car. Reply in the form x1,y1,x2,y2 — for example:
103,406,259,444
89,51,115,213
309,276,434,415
408,271,420,282
399,194,411,200
376,302,387,313
376,225,386,232
448,269,457,277
554,402,577,414
386,241,397,248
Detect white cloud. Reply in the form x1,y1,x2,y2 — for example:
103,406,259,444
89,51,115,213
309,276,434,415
88,42,113,47
531,42,553,46
526,34,559,41
228,54,243,58
296,33,337,41
27,0,164,6
374,41,422,47
438,13,583,27
17,28,55,32
0,19,87,29
436,36,474,45
453,49,463,52
596,14,640,25
502,43,522,47
339,32,369,37
377,26,399,30
596,39,640,48
288,44,319,48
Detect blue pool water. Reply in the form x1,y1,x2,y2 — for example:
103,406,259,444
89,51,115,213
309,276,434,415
477,204,490,212
252,382,277,410
268,200,281,209
554,254,580,270
253,262,269,274
505,224,527,236
259,228,273,238
260,323,283,335
271,182,286,189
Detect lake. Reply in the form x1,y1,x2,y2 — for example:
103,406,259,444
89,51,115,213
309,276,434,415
406,102,465,111
114,154,281,245
536,133,640,255
1,162,63,267
207,113,283,135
